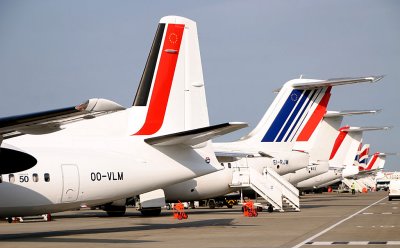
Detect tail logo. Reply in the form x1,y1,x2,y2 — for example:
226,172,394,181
261,87,331,142
134,24,185,135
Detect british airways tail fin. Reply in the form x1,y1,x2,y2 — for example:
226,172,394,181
131,16,209,136
357,144,370,168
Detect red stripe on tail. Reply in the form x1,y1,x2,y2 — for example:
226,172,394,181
134,24,185,135
297,87,331,141
329,126,349,160
365,153,379,170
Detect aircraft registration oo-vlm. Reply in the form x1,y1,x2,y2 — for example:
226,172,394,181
0,16,247,220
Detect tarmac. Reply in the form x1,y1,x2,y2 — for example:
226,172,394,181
0,191,399,248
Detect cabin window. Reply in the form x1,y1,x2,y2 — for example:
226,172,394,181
33,173,39,182
9,174,15,183
44,173,50,182
228,163,231,169
221,163,224,167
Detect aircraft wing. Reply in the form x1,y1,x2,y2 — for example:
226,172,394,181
0,98,125,141
291,75,383,90
144,122,248,146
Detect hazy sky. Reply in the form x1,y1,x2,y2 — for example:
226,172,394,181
0,0,399,170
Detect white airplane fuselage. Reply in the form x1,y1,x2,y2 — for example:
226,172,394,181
296,169,342,190
0,109,219,217
163,151,310,202
283,162,330,186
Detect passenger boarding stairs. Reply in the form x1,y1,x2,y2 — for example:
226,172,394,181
342,178,367,192
230,166,300,212
357,177,376,189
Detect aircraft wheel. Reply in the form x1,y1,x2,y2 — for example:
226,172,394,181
140,208,162,216
105,206,126,217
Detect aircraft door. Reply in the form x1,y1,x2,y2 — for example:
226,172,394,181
61,164,80,202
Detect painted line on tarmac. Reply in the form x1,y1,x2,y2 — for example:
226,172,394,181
291,196,388,248
305,241,400,245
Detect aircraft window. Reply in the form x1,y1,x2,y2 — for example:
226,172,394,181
221,163,224,167
9,174,15,183
33,173,39,182
228,163,231,168
44,173,50,182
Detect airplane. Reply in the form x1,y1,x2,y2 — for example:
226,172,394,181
0,16,247,220
159,76,384,210
297,127,391,190
281,111,379,185
356,144,370,169
284,110,379,187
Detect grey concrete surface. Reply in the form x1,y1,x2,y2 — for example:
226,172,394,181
0,191,398,248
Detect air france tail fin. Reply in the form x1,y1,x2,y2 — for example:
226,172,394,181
364,152,393,171
240,76,382,151
131,16,209,136
332,126,390,170
329,126,363,169
293,110,379,162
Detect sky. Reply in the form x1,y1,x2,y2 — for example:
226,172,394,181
0,0,399,171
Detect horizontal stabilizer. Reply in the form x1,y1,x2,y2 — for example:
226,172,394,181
374,152,399,157
145,122,248,146
324,110,381,118
215,151,256,159
291,75,383,90
341,126,392,132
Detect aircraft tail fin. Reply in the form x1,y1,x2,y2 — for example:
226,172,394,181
240,76,382,152
364,152,398,171
131,16,209,136
330,126,390,169
293,110,379,162
329,126,363,168
357,144,370,169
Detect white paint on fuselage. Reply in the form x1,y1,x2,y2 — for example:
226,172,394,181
0,108,220,217
296,169,342,190
283,161,330,186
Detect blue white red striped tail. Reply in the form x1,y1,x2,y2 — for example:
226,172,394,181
358,144,370,166
247,79,332,143
240,76,382,145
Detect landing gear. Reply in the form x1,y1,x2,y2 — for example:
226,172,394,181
140,208,162,216
104,205,126,217
7,217,12,223
208,200,216,209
